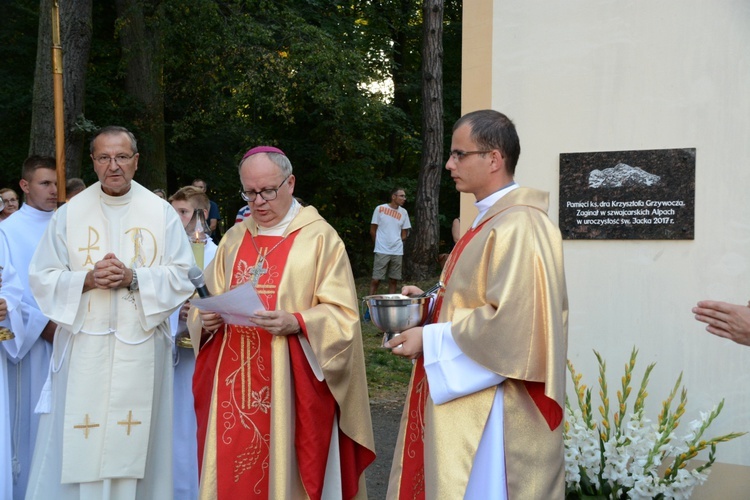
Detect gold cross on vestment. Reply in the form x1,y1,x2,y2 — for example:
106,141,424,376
117,410,142,436
73,414,100,439
78,226,101,267
248,257,268,287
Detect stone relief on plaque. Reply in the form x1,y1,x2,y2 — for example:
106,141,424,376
559,148,695,240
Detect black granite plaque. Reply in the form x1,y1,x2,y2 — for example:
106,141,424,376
559,148,695,240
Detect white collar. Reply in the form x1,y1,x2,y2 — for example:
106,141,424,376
257,199,301,236
472,182,519,229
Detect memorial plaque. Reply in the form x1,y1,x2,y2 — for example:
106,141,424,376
559,148,695,240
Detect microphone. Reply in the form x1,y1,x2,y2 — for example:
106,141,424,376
188,266,211,298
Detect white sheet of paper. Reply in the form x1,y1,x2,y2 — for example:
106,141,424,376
190,281,267,326
191,281,324,380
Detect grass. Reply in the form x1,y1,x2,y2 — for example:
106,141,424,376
354,275,440,402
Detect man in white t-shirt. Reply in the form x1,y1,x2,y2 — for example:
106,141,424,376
368,187,411,296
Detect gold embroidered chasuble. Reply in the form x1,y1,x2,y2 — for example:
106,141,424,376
190,205,375,499
388,187,568,499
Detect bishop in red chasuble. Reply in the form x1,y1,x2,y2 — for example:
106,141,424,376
189,147,375,499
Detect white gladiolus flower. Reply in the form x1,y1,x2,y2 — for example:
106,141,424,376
564,350,742,499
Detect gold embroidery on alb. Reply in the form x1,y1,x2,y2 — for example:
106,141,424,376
125,227,158,267
255,284,276,295
78,226,101,267
117,410,142,436
73,414,100,439
241,333,248,410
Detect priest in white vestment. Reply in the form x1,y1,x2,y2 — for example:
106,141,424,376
0,156,59,500
0,294,9,500
26,126,195,500
0,259,29,500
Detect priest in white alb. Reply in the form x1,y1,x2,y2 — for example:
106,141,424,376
0,293,8,500
0,259,28,500
26,126,195,499
0,155,59,500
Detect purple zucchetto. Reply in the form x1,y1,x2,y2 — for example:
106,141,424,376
241,146,286,162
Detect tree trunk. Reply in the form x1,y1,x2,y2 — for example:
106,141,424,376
114,0,166,190
62,0,94,179
30,0,54,158
405,0,443,281
29,0,92,179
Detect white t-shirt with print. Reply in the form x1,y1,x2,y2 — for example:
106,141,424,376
371,203,411,255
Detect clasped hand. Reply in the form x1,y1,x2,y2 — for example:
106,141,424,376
86,253,132,290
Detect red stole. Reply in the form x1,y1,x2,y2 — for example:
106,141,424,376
396,224,484,499
395,215,563,498
194,231,297,497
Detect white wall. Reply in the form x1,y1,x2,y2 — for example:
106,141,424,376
487,0,750,465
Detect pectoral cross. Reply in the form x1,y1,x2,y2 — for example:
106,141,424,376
74,414,100,439
117,410,142,436
248,257,268,287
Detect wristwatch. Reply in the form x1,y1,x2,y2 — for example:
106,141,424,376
129,269,139,291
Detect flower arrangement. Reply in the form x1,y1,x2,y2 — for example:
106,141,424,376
564,348,746,499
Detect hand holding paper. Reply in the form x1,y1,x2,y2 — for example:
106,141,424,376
250,310,301,336
191,281,267,327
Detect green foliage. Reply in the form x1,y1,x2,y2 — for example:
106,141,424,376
0,0,462,276
362,326,413,399
0,0,39,188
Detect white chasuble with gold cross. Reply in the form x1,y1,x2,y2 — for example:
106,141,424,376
60,183,165,483
27,181,195,499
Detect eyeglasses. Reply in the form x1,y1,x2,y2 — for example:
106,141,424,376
448,150,493,161
240,175,290,202
1,197,17,203
92,153,137,166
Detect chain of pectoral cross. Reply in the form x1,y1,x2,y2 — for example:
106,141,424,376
248,233,288,287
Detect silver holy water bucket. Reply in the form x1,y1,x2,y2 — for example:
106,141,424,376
362,294,431,347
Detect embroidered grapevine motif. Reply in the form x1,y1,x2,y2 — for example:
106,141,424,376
251,386,271,414
220,326,271,485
